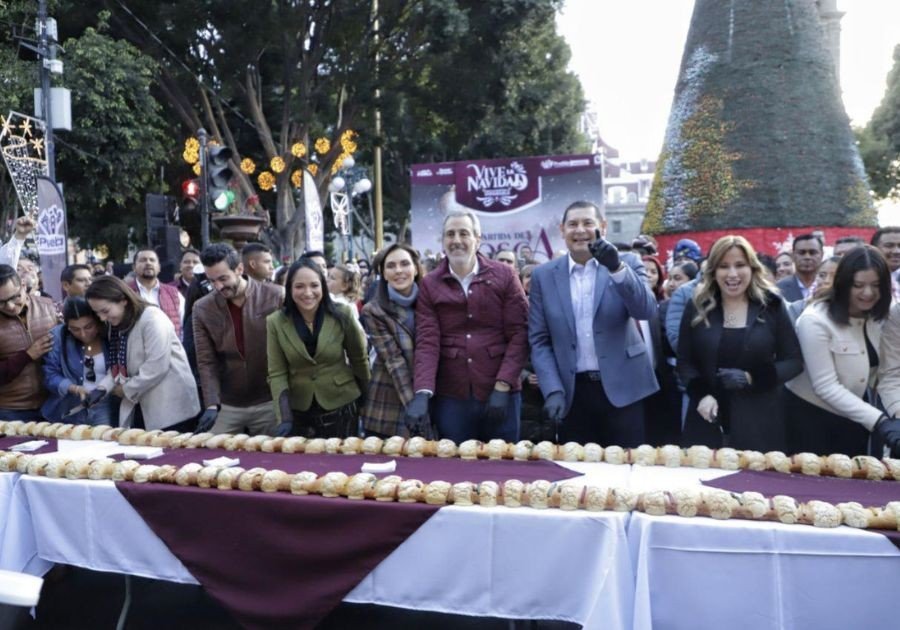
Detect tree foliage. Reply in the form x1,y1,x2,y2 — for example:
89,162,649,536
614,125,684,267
859,44,900,200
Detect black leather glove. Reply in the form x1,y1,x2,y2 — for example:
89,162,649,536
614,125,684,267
276,391,294,437
716,368,751,391
588,231,620,272
402,392,431,431
542,391,566,424
875,415,900,457
484,389,510,424
196,407,218,433
84,388,106,408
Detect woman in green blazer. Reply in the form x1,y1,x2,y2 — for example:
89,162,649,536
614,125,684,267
267,258,370,437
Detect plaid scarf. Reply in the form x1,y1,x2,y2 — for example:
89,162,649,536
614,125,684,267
109,326,130,379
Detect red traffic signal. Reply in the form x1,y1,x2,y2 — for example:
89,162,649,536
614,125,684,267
182,179,200,201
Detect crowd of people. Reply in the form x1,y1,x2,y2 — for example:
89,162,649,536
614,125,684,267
2,204,900,458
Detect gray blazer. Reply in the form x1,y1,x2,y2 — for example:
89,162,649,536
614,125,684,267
99,306,200,430
528,252,659,416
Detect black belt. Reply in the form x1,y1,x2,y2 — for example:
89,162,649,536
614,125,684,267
575,371,602,382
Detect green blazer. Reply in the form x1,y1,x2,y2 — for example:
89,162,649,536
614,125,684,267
266,304,370,419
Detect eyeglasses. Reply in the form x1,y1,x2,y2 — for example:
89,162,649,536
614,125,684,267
84,355,96,382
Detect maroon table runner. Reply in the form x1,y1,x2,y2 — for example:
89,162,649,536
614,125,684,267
0,435,58,455
116,452,578,629
704,470,900,548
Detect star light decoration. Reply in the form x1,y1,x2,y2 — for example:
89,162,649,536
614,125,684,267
0,111,49,218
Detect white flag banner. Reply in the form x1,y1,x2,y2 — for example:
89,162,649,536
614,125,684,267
303,170,324,252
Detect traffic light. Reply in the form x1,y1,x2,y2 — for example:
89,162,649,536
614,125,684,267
181,179,200,212
207,145,234,211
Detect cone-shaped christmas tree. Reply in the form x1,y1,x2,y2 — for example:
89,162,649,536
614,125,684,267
643,0,875,237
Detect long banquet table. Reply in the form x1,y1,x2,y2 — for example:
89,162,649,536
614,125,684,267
1,441,900,629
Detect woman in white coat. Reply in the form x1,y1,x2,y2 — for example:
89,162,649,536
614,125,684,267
85,276,200,431
785,246,899,456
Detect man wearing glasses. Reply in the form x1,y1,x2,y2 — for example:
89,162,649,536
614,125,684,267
0,265,57,420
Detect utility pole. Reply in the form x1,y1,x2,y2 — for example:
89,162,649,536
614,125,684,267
38,0,56,181
198,128,210,249
372,0,383,251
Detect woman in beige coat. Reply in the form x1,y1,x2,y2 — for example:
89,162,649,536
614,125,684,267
86,276,200,430
785,246,898,456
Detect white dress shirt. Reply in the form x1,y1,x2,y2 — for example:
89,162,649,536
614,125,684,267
135,279,186,325
569,256,601,373
450,259,480,297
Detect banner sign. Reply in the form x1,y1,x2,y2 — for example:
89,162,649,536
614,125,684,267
303,170,324,253
36,176,67,301
410,153,603,262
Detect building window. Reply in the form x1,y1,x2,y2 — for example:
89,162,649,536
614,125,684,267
611,220,622,234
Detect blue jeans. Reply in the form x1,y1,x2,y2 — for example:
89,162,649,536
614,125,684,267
432,393,521,443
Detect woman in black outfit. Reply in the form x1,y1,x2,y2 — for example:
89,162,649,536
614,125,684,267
677,236,803,451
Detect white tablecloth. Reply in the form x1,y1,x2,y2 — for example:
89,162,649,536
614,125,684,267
0,459,636,629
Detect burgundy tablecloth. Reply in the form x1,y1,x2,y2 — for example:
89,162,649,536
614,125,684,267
116,452,577,629
0,435,58,455
704,470,900,548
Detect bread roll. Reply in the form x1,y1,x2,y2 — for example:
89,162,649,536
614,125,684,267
583,443,604,463
792,452,822,476
157,465,178,484
44,458,72,478
610,487,638,512
215,467,245,490
457,439,481,460
836,502,871,529
659,445,684,467
185,432,214,448
736,491,769,519
405,437,427,458
20,421,37,436
852,455,886,480
341,437,364,455
502,479,525,507
261,469,291,492
31,421,50,436
802,500,842,528
110,460,140,481
604,445,627,465
169,433,193,449
290,471,319,495
238,467,268,491
135,430,163,446
41,422,63,438
133,465,162,483
324,437,343,454
631,445,659,466
70,425,93,441
118,429,145,446
557,483,583,511
883,457,900,481
346,472,378,499
281,437,307,453
90,425,113,440
197,466,223,488
304,438,327,454
373,476,401,501
15,454,35,474
3,421,25,436
423,480,451,505
525,480,553,509
485,439,509,460
765,451,792,474
54,424,74,439
397,479,425,502
243,435,269,452
151,430,181,448
101,428,123,442
0,452,21,472
174,463,203,486
26,456,54,476
204,434,231,450
532,441,557,461
319,471,349,497
260,437,285,453
740,450,767,471
584,485,609,511
477,480,500,507
560,442,584,463
223,434,250,451
512,440,534,461
700,488,739,519
686,445,713,468
640,489,669,516
63,458,93,479
672,487,701,517
772,495,800,524
449,481,478,506
362,436,384,455
382,436,405,457
436,439,457,459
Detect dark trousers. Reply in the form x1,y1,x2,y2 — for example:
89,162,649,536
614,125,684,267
432,393,521,443
131,406,196,433
785,390,869,457
562,374,645,448
290,401,358,439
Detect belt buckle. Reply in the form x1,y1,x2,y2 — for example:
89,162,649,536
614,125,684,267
586,371,602,382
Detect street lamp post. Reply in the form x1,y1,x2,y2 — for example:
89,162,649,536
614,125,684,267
328,157,372,261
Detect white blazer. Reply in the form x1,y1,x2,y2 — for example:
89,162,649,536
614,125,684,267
876,302,900,418
99,306,200,430
785,301,883,430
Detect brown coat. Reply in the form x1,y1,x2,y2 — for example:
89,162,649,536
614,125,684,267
0,294,58,410
192,277,284,408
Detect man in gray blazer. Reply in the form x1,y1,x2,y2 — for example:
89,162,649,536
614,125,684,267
528,201,659,447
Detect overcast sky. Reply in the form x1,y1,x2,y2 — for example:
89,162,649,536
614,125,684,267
557,0,900,161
